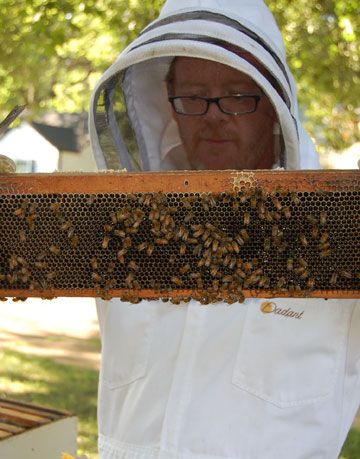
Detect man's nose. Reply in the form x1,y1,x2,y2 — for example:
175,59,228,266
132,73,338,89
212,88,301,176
204,100,227,121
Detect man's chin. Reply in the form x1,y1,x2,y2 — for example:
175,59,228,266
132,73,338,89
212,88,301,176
189,154,241,171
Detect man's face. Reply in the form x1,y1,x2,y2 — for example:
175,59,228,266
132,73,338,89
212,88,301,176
169,57,277,170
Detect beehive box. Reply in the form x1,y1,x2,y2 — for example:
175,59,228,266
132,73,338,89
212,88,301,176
0,398,77,458
0,170,359,303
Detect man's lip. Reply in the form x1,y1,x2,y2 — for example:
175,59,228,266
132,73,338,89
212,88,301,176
203,138,231,144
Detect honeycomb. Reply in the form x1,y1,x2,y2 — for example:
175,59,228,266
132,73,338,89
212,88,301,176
0,171,358,303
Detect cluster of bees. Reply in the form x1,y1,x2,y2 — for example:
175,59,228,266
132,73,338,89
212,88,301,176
0,188,358,304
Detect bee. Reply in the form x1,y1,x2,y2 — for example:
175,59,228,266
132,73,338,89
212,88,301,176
286,258,294,271
17,256,27,266
171,276,183,286
14,207,25,218
179,263,191,275
190,272,201,279
319,211,327,226
9,254,18,270
114,229,126,238
264,210,273,222
299,233,308,247
116,209,130,221
234,234,244,247
0,297,8,302
128,260,139,271
19,229,26,242
61,221,72,231
125,272,135,286
310,226,319,239
250,196,257,209
179,243,186,255
329,272,338,285
26,214,36,230
102,235,110,249
212,239,219,252
86,195,96,205
90,258,98,270
193,227,204,238
243,261,252,272
298,257,308,268
28,202,37,214
340,270,352,279
184,212,194,223
104,224,113,233
282,206,291,219
210,265,220,277
49,244,60,255
243,212,251,226
272,196,282,210
222,275,233,283
70,235,79,248
291,193,301,205
169,254,176,264
264,237,271,252
258,276,269,288
123,237,132,249
306,215,318,226
154,237,169,245
299,270,309,279
231,240,240,254
271,224,280,238
240,229,250,241
319,232,329,244
229,256,237,270
36,251,47,261
46,271,56,281
212,279,220,291
272,211,281,221
34,261,47,269
277,276,286,289
320,249,331,258
50,202,61,213
146,244,154,256
117,249,126,264
193,244,202,256
223,254,231,267
204,237,213,249
307,278,316,289
137,242,148,252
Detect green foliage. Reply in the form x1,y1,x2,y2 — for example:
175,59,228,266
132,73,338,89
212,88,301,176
340,428,360,459
0,0,358,150
0,347,99,457
266,0,359,150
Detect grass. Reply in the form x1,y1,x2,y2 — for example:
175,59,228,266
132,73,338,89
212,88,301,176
0,348,99,457
0,346,359,459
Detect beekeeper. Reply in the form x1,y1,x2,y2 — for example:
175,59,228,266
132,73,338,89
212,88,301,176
89,1,360,458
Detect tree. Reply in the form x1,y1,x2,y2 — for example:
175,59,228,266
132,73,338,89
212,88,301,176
0,0,358,151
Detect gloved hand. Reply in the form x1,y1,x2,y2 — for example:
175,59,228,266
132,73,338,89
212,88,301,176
0,105,25,174
0,154,16,173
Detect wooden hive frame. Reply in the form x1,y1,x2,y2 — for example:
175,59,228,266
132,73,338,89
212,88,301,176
0,170,359,303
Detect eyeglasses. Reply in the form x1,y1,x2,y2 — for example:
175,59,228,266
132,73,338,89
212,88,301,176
168,94,262,116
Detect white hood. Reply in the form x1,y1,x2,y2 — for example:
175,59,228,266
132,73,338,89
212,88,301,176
89,0,320,171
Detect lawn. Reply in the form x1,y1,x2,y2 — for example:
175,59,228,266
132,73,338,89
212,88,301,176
0,347,99,457
0,347,359,458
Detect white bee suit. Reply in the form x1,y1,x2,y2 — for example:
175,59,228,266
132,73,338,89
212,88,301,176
89,1,360,458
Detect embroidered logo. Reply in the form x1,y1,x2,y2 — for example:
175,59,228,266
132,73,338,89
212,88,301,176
260,301,304,319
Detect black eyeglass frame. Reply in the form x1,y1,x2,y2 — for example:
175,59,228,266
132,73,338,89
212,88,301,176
168,94,262,116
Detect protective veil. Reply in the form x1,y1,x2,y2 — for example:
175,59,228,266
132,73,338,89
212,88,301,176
89,1,360,458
